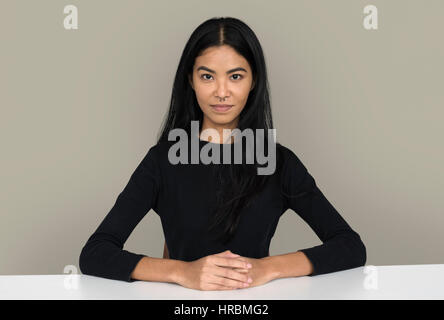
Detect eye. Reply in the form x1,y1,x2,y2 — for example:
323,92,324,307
231,74,243,80
199,74,244,81
201,74,213,80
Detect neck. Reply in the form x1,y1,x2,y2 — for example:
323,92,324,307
199,122,238,144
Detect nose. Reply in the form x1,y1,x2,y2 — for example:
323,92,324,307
215,79,230,99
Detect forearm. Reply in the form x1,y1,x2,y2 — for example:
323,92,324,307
262,251,314,280
130,256,186,283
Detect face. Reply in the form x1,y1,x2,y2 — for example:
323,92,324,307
189,45,255,143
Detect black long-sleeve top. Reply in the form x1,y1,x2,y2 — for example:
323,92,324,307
79,137,366,282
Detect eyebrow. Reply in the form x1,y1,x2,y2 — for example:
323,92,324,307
196,66,247,74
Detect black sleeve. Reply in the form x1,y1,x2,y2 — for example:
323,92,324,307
280,147,367,276
79,145,160,282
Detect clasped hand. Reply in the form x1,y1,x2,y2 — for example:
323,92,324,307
177,250,274,291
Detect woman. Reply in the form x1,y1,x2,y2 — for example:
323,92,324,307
79,17,366,291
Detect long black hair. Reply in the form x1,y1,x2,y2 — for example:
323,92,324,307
156,17,280,245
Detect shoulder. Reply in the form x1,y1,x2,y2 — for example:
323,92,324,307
136,139,169,170
275,142,314,196
142,137,178,167
275,142,309,180
276,142,293,159
275,142,304,169
150,137,175,156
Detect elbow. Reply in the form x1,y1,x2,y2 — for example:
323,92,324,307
78,243,95,276
357,239,367,267
78,246,88,276
352,233,367,268
78,234,110,277
343,231,367,269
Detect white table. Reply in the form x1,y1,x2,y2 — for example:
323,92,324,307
1,264,443,300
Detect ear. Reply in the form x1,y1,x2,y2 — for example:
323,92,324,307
188,74,194,90
250,77,256,91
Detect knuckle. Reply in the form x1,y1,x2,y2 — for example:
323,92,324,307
235,280,244,288
229,270,240,280
230,279,240,286
201,265,210,273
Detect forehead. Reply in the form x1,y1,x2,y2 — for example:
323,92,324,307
194,45,250,70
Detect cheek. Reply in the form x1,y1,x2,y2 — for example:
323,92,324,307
233,84,252,97
194,86,213,100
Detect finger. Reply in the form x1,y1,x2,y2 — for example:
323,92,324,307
218,250,240,257
225,255,249,264
211,266,252,286
231,268,250,273
212,273,251,289
216,250,234,255
226,250,240,256
208,273,250,290
217,251,250,265
212,256,252,270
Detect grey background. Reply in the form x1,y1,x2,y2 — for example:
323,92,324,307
1,0,442,276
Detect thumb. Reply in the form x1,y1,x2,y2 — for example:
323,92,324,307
223,249,240,257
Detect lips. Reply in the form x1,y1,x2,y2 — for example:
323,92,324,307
211,104,233,112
